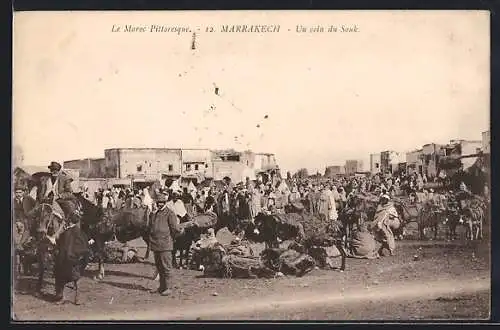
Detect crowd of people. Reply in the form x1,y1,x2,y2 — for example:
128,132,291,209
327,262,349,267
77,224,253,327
13,160,489,301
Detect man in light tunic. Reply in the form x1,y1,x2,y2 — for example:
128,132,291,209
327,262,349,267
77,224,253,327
373,194,399,256
166,189,189,224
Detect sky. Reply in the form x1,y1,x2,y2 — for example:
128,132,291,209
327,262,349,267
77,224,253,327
13,11,490,174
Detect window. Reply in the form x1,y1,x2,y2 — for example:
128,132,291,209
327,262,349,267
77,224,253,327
227,155,240,161
168,164,173,172
186,164,191,171
375,163,379,168
136,164,142,172
205,164,209,168
195,164,199,171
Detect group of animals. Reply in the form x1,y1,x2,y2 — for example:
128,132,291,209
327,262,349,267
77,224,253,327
16,185,487,300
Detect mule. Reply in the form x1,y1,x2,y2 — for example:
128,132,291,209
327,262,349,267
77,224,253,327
71,194,151,281
443,206,462,241
249,213,306,249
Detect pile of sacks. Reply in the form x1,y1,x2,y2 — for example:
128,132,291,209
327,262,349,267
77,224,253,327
260,246,316,277
300,234,345,269
97,240,140,264
191,229,317,279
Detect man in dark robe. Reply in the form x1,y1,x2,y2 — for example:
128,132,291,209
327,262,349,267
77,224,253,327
54,216,90,304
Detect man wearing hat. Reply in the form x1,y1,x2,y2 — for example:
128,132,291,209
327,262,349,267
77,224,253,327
148,192,182,296
45,162,78,217
43,161,80,244
14,185,36,227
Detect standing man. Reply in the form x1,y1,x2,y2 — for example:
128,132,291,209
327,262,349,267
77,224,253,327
373,194,398,256
53,215,90,305
148,193,182,296
14,186,36,227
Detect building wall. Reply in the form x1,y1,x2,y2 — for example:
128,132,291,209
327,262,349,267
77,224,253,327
212,160,247,182
104,149,120,178
105,148,182,180
325,165,344,178
482,131,490,154
182,149,213,179
64,158,106,178
461,141,482,156
370,153,381,174
345,160,363,176
255,153,278,172
183,161,210,178
62,169,80,191
420,144,445,178
240,151,255,168
406,150,423,175
460,141,483,170
380,151,393,173
389,152,406,173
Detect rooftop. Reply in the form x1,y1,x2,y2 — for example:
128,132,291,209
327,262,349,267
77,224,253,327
65,157,104,163
105,148,182,151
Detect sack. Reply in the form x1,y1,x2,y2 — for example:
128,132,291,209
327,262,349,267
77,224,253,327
261,248,316,276
297,214,330,239
102,241,140,264
277,249,316,276
225,241,254,258
193,213,218,230
221,254,275,279
349,231,379,259
201,243,227,277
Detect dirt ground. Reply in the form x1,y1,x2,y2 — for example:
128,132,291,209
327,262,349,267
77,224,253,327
12,233,490,321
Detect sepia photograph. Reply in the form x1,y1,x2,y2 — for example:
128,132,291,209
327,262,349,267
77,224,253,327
12,10,490,321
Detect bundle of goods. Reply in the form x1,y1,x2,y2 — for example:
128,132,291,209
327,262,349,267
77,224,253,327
275,213,323,241
296,213,339,241
302,233,344,269
225,239,255,257
271,213,306,241
198,242,227,277
260,247,316,277
100,240,140,264
346,227,380,259
192,212,218,230
221,254,276,279
194,237,277,279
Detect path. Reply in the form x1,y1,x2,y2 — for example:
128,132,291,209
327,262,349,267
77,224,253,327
23,278,489,321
